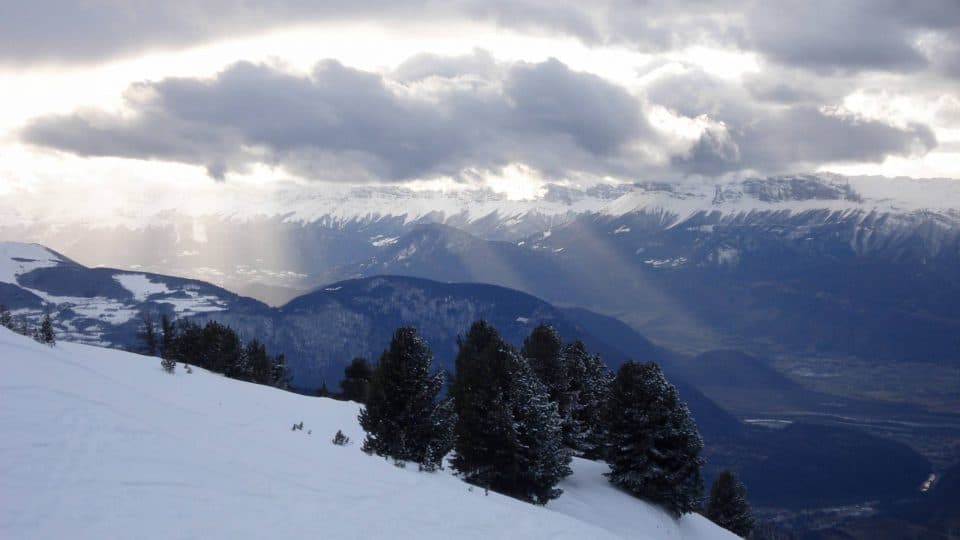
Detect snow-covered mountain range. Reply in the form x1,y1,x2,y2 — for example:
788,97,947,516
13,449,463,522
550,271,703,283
4,174,957,302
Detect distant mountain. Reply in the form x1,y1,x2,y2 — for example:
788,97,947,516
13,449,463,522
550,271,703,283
197,274,665,389
11,173,957,313
0,241,265,347
313,175,960,366
0,183,628,304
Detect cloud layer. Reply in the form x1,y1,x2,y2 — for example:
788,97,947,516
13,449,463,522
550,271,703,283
22,51,939,182
4,0,958,78
23,57,653,181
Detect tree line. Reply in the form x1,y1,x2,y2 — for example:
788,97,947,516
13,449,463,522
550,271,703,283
348,320,753,535
1,305,56,346
138,314,289,388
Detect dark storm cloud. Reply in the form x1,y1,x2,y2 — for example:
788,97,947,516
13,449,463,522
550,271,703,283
647,69,938,175
22,58,651,181
4,1,958,80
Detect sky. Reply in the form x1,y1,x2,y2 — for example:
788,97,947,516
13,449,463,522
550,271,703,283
0,0,958,209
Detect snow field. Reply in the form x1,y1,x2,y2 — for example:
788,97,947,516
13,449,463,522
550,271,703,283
0,329,735,539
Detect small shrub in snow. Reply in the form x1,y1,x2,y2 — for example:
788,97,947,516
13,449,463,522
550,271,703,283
332,430,350,446
161,357,176,374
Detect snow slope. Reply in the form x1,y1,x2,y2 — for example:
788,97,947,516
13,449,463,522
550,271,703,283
0,241,64,284
0,329,734,540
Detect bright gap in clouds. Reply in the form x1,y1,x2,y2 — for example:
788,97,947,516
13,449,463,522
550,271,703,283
0,20,759,135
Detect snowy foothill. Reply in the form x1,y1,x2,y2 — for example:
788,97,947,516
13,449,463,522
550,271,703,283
0,241,64,284
0,329,735,540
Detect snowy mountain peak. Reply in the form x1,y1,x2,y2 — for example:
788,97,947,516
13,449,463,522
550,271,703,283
602,174,960,224
0,241,66,284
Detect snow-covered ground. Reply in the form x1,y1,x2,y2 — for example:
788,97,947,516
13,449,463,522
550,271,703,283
0,329,735,540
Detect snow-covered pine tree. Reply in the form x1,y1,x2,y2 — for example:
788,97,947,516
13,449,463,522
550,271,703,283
359,326,450,469
604,361,704,516
451,320,571,505
510,357,573,503
38,313,55,345
705,470,755,538
562,340,614,459
522,324,565,401
522,325,579,448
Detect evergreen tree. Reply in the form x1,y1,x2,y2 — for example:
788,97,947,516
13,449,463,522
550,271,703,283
604,361,704,516
522,324,565,401
38,312,55,345
562,340,613,458
271,353,289,389
0,305,12,330
316,381,332,397
340,357,372,403
359,327,451,469
451,320,571,505
160,315,176,358
244,339,273,384
138,313,158,356
705,470,755,538
202,321,243,376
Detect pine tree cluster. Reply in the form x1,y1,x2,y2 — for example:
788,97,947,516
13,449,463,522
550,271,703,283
1,306,56,346
522,326,613,459
450,321,571,504
353,319,716,514
145,315,288,388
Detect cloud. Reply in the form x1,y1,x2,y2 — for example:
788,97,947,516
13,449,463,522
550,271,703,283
5,1,958,81
647,68,938,174
22,57,653,181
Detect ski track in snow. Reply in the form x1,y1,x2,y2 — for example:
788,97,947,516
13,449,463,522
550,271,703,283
0,329,735,540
